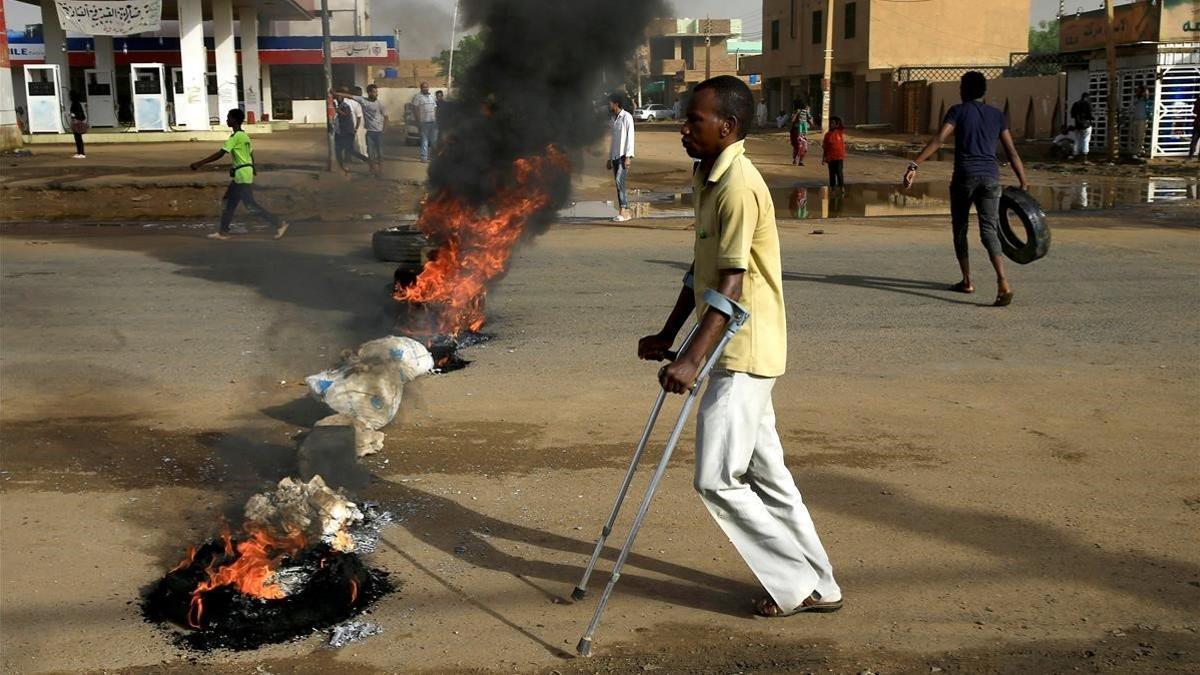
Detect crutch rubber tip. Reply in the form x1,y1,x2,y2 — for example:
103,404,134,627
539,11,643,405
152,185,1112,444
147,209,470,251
570,587,587,602
576,637,593,657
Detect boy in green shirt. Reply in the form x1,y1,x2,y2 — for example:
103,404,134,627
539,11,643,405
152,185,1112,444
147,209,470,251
190,108,289,240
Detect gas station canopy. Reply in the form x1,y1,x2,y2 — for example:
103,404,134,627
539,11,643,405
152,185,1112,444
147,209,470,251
16,0,316,24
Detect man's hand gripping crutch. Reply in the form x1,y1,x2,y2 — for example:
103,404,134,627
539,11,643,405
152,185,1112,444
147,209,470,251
572,267,749,657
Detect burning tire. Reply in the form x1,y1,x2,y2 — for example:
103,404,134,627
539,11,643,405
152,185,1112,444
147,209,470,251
141,477,394,651
372,226,429,264
143,538,391,651
998,187,1051,265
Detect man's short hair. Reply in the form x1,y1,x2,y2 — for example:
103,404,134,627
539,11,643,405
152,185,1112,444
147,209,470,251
228,108,245,124
609,93,624,107
367,84,378,91
961,71,987,100
693,75,754,139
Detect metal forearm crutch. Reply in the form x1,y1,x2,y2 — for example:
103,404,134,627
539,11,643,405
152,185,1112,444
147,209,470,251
575,289,749,657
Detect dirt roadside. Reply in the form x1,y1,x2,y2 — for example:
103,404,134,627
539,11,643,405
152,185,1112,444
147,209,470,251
1,128,1198,674
6,124,1194,225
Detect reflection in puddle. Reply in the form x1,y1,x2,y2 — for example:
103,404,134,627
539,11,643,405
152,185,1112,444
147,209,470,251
561,177,1199,221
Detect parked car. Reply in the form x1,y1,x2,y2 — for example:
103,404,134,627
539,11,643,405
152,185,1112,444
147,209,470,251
631,104,674,122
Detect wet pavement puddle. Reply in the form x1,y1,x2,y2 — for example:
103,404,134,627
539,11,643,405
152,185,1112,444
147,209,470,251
561,177,1200,221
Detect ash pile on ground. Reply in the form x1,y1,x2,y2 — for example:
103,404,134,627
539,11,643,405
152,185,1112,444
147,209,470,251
141,499,399,651
141,541,392,651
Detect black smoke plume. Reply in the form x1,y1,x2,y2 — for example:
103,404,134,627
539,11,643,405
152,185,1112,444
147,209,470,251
427,0,667,213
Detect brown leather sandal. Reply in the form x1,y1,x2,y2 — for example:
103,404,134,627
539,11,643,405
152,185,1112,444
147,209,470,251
754,593,843,617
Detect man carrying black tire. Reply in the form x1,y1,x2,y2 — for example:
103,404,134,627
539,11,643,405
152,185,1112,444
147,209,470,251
903,71,1029,307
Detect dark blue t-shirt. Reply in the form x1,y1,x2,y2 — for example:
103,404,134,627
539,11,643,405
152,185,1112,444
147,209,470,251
944,101,1006,179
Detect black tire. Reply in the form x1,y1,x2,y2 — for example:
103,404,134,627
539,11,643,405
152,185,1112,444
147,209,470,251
372,227,429,263
998,187,1050,265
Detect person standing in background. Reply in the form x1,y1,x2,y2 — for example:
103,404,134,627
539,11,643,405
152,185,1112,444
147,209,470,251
411,81,439,162
1124,85,1150,159
1188,96,1199,160
350,86,368,160
608,93,635,222
1070,92,1094,163
821,116,846,189
347,84,389,177
68,90,87,159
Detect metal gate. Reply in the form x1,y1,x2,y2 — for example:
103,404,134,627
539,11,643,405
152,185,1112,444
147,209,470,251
1152,62,1200,158
1087,67,1156,154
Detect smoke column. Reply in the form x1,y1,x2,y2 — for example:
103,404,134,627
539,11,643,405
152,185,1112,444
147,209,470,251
427,0,667,214
394,0,668,336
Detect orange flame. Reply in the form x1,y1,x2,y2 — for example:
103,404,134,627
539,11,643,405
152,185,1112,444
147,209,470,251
170,546,197,574
185,524,308,629
394,146,570,336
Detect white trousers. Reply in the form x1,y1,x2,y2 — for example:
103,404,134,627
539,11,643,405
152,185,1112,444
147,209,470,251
1073,126,1092,157
694,370,840,612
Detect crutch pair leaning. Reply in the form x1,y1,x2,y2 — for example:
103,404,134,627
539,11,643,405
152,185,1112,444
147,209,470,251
572,287,749,657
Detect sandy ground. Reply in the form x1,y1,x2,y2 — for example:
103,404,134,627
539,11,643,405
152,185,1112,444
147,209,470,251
1,126,1199,674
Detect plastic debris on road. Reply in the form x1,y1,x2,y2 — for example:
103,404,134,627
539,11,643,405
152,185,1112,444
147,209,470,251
327,620,383,648
306,336,434,430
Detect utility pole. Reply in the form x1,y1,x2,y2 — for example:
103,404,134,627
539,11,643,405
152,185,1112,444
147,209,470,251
704,16,711,80
447,0,459,92
636,47,643,108
1103,0,1118,163
321,0,333,172
820,0,834,130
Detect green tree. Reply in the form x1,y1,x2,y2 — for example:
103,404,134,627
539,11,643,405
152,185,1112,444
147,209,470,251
1028,19,1059,54
433,33,486,86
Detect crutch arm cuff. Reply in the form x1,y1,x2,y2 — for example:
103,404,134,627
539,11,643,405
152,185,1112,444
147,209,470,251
702,289,750,328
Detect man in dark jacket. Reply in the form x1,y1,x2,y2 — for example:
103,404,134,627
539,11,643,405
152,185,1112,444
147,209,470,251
1070,92,1094,162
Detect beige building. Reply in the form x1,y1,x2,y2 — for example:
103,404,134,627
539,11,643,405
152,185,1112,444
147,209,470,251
743,0,1028,126
644,18,761,107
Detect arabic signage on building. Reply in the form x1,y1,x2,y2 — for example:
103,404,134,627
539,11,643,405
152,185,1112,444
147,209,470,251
1060,2,1158,52
330,41,388,59
1159,0,1200,42
55,0,163,36
6,35,397,66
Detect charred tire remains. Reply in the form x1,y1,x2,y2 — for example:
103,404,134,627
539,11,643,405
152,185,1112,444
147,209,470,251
372,226,430,264
142,539,392,651
998,187,1051,265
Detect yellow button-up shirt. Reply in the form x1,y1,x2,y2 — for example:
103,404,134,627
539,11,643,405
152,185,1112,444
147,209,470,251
692,140,787,378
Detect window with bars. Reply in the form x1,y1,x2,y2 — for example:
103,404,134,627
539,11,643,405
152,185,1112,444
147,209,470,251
812,10,822,44
845,3,857,39
771,20,780,50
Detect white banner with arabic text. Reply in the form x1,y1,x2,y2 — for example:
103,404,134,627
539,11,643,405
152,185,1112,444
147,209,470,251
331,41,389,59
55,0,162,36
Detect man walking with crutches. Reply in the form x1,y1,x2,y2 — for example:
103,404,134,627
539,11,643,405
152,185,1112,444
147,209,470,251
640,75,842,618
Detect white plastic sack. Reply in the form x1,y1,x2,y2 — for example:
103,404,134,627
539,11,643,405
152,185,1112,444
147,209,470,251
305,336,434,430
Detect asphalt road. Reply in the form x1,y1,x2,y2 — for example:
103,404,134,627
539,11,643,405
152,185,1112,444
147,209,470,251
1,198,1198,672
